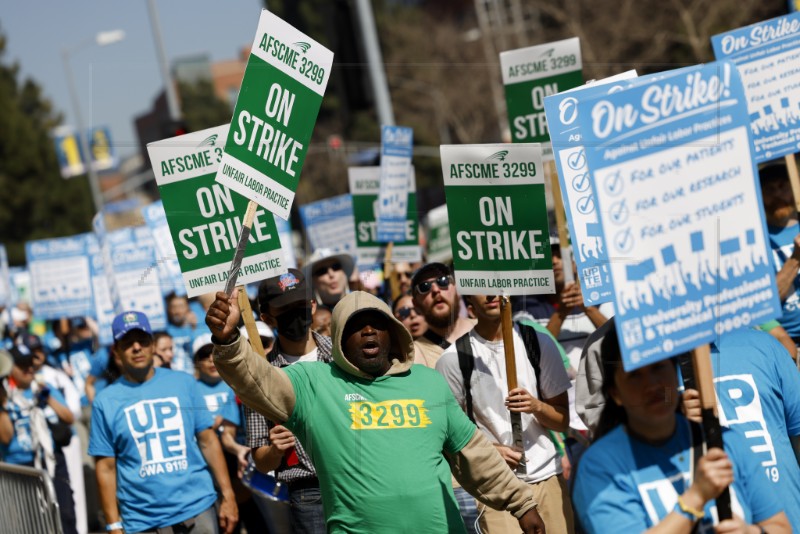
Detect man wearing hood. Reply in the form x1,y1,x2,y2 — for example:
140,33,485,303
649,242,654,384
208,289,545,533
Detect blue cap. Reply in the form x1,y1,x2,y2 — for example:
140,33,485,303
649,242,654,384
111,311,152,341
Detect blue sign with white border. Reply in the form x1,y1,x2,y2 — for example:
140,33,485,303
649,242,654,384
26,234,95,319
544,71,638,306
712,12,800,163
377,125,414,242
578,60,780,370
298,193,356,255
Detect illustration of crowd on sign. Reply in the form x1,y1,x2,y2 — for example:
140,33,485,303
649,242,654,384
5,7,800,534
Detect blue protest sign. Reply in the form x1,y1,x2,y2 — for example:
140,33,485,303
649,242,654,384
578,61,780,369
712,13,800,163
141,201,185,296
87,234,115,346
26,234,95,320
53,126,86,179
377,126,413,242
544,71,638,305
298,194,356,254
88,126,118,172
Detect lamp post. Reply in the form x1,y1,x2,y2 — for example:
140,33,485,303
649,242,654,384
61,29,125,214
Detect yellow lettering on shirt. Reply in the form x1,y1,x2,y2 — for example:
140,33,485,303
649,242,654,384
349,400,431,430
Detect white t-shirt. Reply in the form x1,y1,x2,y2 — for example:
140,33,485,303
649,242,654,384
282,347,319,364
436,327,572,484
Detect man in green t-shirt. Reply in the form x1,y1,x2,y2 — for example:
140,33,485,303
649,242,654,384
207,288,545,533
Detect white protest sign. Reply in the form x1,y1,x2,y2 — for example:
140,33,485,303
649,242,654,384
376,126,414,242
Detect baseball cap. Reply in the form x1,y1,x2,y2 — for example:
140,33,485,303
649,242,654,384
240,321,275,340
16,332,43,352
192,333,214,360
258,268,311,312
410,262,451,291
111,311,153,341
8,344,33,368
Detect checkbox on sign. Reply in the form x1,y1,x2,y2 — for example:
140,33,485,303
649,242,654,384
567,149,586,171
614,228,634,253
604,171,623,196
576,195,595,215
571,172,590,193
609,200,628,224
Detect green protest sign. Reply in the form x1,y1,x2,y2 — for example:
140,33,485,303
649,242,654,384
148,125,285,297
441,144,554,295
349,166,421,265
215,9,334,220
500,37,582,143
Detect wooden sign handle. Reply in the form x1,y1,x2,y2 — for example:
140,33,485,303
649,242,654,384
237,284,265,358
785,154,800,213
690,343,732,521
547,160,575,285
224,200,259,296
500,296,525,473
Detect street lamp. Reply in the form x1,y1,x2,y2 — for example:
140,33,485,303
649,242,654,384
61,29,125,214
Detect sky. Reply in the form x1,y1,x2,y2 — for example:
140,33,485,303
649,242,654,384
1,0,263,161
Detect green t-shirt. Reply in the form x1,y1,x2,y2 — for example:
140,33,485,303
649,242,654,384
284,362,476,533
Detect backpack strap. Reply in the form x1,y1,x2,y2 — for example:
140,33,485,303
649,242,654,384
455,333,476,423
516,322,543,400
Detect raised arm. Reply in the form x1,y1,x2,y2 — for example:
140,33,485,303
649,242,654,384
206,290,296,423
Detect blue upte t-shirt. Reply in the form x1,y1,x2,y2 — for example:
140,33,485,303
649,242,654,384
166,323,195,375
195,379,240,427
1,385,67,465
711,328,800,528
767,222,800,338
574,415,781,533
88,367,217,532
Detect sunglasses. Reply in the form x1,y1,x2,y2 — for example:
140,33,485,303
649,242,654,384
395,306,420,320
313,262,343,277
414,276,452,295
395,271,412,279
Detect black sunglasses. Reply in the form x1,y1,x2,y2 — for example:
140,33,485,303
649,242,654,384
313,262,343,277
414,276,452,295
395,306,419,320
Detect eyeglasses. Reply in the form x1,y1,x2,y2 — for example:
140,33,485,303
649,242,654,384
313,262,343,277
414,276,452,295
395,271,412,279
395,306,420,320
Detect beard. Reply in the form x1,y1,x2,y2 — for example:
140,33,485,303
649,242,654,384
424,296,460,329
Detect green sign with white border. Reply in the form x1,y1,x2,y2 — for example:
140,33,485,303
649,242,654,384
425,204,452,264
215,9,333,220
349,166,421,265
148,125,285,297
500,37,583,143
441,144,554,295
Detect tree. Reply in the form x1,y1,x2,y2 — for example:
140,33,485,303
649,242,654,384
0,30,94,265
178,79,235,133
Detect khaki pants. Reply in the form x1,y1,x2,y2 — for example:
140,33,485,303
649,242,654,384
478,474,574,534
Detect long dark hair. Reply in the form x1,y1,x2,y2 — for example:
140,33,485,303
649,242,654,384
594,326,628,440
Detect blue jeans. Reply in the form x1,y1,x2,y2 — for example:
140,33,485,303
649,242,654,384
290,487,326,534
454,486,480,534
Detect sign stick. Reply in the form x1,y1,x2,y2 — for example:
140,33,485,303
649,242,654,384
785,154,800,212
237,285,265,357
548,161,575,284
224,200,258,296
691,343,732,521
383,242,402,302
501,296,526,474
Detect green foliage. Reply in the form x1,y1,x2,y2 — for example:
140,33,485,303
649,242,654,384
178,79,235,133
0,29,93,265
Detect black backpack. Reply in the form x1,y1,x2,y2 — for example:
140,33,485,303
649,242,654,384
454,321,542,423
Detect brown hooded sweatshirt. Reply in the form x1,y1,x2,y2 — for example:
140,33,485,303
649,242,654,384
213,291,537,526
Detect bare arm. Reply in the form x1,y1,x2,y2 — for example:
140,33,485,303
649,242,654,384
775,234,800,301
95,456,123,534
507,388,569,433
252,424,296,473
85,374,97,404
0,410,13,445
46,394,74,425
197,428,238,534
765,324,798,361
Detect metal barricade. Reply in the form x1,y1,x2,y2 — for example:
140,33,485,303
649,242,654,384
0,462,63,534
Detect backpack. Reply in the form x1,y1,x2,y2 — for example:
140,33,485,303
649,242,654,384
455,321,542,423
